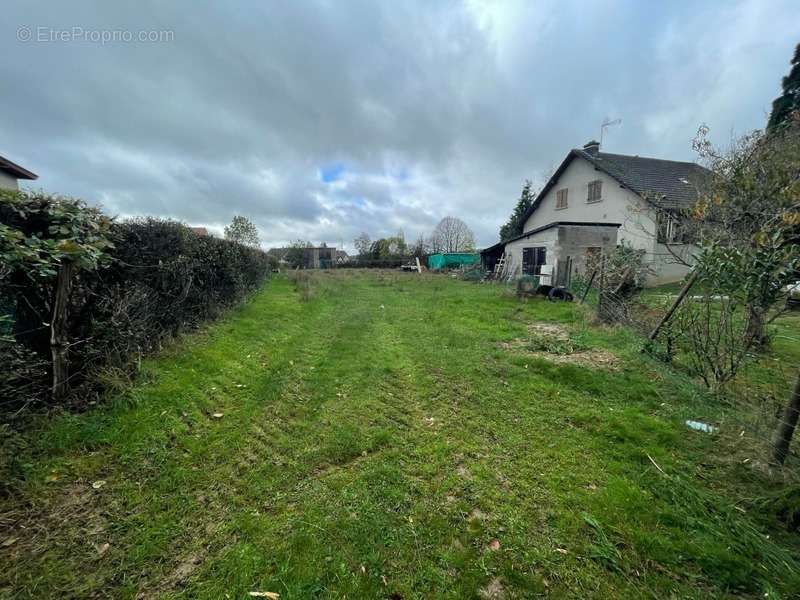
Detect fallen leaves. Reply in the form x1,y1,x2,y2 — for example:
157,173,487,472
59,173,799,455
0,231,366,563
211,413,224,419
92,480,107,490
248,592,279,599
487,539,501,551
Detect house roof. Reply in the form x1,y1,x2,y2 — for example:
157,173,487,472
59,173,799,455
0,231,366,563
522,148,710,224
188,227,209,236
0,154,37,180
480,221,621,255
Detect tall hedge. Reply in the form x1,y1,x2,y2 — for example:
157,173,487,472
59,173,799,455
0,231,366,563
1,190,271,409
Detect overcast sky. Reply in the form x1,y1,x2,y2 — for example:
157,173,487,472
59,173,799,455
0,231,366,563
1,1,797,249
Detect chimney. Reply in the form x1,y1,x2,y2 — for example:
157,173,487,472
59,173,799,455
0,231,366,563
582,140,600,155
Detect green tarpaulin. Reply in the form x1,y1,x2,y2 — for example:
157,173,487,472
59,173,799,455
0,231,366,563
427,253,479,270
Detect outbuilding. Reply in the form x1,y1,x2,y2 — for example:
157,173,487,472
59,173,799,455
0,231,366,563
480,221,619,286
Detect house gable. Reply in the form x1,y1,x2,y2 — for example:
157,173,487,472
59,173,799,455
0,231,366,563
523,153,653,250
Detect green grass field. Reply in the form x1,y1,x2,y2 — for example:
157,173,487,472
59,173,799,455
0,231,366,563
2,271,799,598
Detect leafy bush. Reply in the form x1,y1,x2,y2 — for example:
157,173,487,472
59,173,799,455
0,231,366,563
1,191,271,410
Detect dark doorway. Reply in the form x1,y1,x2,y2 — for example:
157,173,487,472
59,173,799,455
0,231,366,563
522,247,546,276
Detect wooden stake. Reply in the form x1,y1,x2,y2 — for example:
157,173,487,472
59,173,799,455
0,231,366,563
579,269,597,304
611,266,633,296
597,255,606,319
647,270,698,342
51,261,74,401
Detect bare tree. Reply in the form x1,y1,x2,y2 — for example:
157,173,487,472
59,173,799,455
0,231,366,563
430,216,475,253
353,232,371,257
410,234,429,259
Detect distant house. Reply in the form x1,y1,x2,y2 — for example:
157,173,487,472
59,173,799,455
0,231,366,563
302,246,337,268
266,247,290,265
482,141,710,286
0,154,37,190
267,245,343,268
188,227,209,236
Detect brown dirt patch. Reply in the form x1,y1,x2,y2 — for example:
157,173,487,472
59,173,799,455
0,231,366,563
527,322,569,339
529,348,619,370
137,549,207,599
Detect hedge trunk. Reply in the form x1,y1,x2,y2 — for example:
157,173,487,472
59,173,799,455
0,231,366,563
50,261,74,401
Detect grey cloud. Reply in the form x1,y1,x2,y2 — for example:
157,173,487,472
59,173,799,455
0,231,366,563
0,0,795,250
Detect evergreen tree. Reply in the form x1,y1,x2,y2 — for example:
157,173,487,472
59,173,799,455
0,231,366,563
499,180,536,241
767,43,800,132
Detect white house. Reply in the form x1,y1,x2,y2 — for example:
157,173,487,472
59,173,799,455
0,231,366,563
0,153,37,190
482,141,709,286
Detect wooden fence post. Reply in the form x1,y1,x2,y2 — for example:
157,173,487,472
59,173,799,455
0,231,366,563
647,270,698,342
578,269,597,305
597,254,606,320
611,266,633,296
51,261,74,401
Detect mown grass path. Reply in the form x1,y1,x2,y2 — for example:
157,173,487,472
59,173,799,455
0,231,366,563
2,272,799,598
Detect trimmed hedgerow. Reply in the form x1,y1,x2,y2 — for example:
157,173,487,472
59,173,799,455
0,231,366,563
1,190,271,410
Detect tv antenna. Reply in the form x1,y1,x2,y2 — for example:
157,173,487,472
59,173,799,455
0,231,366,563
600,117,621,149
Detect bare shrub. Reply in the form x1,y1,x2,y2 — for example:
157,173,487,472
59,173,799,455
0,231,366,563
670,296,752,388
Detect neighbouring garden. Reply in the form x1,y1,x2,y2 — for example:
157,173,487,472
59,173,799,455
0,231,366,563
2,270,799,598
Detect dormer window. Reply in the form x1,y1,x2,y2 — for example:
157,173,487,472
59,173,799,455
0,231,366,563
587,180,602,203
555,188,568,210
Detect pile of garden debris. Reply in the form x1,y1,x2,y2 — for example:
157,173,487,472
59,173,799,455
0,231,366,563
501,322,618,370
